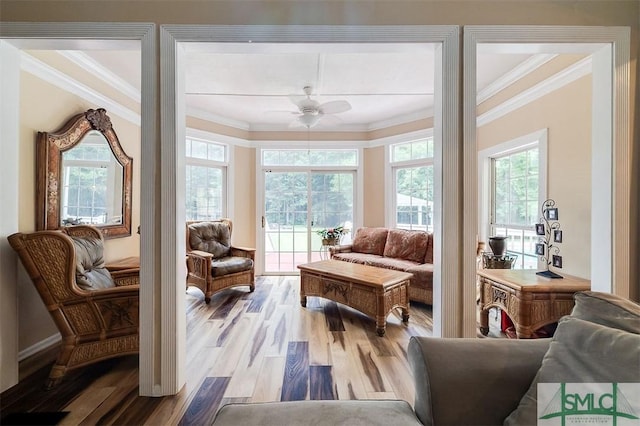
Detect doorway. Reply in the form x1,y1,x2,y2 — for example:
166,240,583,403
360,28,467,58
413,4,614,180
263,169,355,273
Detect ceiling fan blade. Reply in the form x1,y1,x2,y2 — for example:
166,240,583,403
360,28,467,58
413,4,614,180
319,100,352,114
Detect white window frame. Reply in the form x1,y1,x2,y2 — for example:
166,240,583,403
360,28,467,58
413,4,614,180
478,128,548,268
385,129,435,229
185,132,231,220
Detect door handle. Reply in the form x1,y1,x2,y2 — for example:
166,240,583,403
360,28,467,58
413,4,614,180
262,216,265,228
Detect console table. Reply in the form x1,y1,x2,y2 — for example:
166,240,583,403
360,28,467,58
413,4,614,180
477,269,590,338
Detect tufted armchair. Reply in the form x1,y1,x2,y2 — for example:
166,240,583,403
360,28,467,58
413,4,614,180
7,225,139,389
186,219,255,303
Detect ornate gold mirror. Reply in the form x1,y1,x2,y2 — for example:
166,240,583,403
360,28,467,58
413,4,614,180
36,108,133,239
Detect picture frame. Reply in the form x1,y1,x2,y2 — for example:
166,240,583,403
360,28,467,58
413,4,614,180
552,255,563,268
546,208,559,221
553,230,563,243
535,243,545,256
535,223,545,236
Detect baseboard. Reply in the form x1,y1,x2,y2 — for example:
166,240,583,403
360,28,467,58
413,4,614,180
18,333,61,362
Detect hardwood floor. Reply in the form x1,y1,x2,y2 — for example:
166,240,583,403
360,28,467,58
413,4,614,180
1,275,433,425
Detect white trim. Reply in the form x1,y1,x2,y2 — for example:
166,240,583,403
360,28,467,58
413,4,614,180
0,40,20,392
162,25,460,341
477,128,548,248
186,127,251,148
58,50,141,102
187,106,251,131
477,53,557,104
477,55,592,127
20,51,141,125
252,139,369,149
18,333,61,362
369,127,434,148
464,26,631,341
0,21,157,395
368,108,434,131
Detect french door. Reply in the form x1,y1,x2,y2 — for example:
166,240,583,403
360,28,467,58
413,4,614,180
263,170,354,274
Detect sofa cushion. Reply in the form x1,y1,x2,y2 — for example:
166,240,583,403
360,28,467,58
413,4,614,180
406,263,434,291
332,252,386,265
368,256,421,272
211,256,254,277
188,221,231,259
383,229,429,263
71,235,114,290
570,291,640,334
424,233,434,264
504,316,640,426
352,227,389,256
212,400,422,426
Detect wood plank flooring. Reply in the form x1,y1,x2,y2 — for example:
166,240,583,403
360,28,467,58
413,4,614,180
1,275,433,425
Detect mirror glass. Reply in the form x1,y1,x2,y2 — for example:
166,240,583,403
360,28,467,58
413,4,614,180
37,108,133,239
60,130,124,226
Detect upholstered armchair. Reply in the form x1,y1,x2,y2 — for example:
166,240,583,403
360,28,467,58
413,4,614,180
186,219,255,303
8,225,139,389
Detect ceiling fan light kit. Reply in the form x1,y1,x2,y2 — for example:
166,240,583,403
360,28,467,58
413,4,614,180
285,85,352,129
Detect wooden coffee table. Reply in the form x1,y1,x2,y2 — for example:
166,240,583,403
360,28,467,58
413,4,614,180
477,268,591,338
297,260,412,336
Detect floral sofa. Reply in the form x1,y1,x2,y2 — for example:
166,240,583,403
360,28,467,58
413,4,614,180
330,227,433,305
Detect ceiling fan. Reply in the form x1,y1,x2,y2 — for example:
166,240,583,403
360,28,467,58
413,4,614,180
284,86,352,128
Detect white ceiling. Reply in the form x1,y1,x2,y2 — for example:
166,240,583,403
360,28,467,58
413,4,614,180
49,42,586,133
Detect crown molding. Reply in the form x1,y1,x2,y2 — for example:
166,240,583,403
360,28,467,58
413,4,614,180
20,51,141,125
477,53,557,104
58,50,141,102
477,55,592,127
186,105,250,131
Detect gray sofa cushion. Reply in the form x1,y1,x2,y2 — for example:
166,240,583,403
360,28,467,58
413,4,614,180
504,316,640,426
212,400,422,426
71,235,114,290
189,221,231,259
570,290,640,334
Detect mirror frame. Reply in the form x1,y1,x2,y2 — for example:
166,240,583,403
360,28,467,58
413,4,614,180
36,108,133,239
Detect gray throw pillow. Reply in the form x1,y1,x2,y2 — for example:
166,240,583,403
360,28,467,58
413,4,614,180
71,236,114,290
504,316,640,426
571,291,640,334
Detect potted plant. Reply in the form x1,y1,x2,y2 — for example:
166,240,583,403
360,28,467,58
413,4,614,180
316,226,346,246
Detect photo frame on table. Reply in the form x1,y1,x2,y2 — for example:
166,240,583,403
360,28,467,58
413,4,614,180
552,255,563,268
546,208,559,220
553,230,563,243
535,243,545,256
535,223,545,236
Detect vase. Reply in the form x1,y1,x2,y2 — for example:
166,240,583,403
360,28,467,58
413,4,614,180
322,238,338,246
488,236,507,256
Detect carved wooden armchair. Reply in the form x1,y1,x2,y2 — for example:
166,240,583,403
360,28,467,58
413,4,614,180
8,225,139,389
186,219,255,303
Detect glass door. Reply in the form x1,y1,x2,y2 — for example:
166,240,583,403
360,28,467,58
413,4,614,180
263,170,354,274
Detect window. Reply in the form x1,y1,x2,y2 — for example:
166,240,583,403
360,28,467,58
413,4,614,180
61,135,122,225
263,149,358,167
390,137,434,232
490,146,540,269
185,138,227,221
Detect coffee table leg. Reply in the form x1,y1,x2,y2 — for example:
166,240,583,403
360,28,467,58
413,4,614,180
300,295,307,307
376,317,386,336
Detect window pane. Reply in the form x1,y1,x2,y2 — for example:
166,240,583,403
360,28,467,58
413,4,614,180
490,145,539,269
185,165,224,220
263,149,357,167
395,165,433,232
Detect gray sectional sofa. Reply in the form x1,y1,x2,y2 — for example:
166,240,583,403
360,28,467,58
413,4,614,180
211,291,640,425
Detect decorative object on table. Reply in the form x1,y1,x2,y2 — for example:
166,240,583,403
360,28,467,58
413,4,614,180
482,252,517,269
488,235,507,256
317,225,346,246
535,199,563,279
